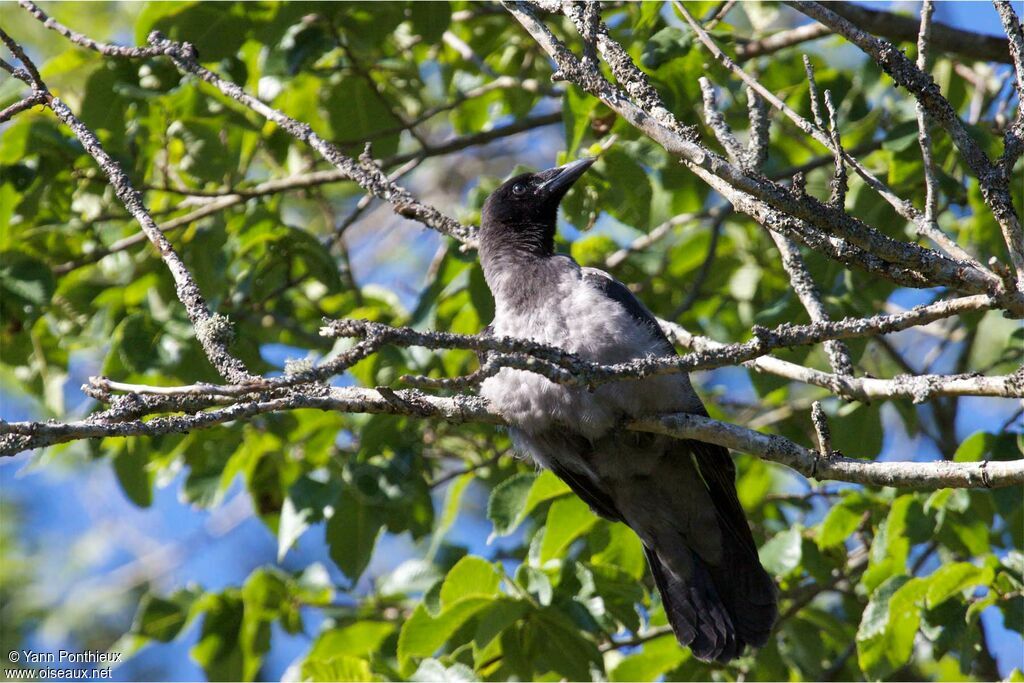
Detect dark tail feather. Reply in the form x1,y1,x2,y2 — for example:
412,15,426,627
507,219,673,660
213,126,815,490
645,542,776,662
645,546,739,662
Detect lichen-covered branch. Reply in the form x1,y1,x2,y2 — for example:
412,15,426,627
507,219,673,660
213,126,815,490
993,0,1024,171
630,412,1022,489
769,233,855,376
2,388,1020,490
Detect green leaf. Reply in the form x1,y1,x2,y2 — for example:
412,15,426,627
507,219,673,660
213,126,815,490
473,598,530,655
0,250,55,320
325,76,401,155
881,120,921,152
598,149,652,229
863,494,932,591
278,474,334,561
105,312,164,375
487,472,537,537
856,576,928,679
308,621,395,660
968,310,1021,372
829,401,883,457
570,234,618,266
144,4,250,62
577,562,644,632
132,591,197,643
563,87,599,156
241,568,289,622
592,523,647,579
79,62,131,149
540,495,598,565
113,439,154,508
817,493,869,549
525,470,572,510
430,472,472,558
302,654,376,683
327,491,385,584
190,593,263,682
954,430,991,462
515,565,553,606
526,607,603,681
439,555,501,608
295,563,335,607
171,119,243,184
397,599,492,671
635,1,665,32
759,526,803,577
642,26,693,69
729,262,762,302
925,562,990,608
610,632,687,682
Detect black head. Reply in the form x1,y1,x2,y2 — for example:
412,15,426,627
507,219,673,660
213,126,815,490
479,158,595,259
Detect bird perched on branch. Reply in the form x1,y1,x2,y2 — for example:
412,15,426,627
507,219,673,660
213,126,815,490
477,158,777,662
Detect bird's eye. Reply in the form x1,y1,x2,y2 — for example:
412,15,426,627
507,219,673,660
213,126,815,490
512,183,527,196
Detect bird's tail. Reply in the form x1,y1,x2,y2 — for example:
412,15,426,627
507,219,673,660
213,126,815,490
645,539,776,663
642,438,778,662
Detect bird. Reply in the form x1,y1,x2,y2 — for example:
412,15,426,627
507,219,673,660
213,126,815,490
476,157,777,662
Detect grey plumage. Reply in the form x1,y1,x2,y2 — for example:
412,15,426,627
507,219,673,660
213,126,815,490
477,159,777,662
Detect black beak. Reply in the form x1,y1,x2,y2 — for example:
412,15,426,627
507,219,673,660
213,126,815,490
535,157,595,196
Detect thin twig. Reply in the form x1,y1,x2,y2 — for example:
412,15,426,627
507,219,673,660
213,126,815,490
810,400,832,459
699,77,745,163
769,233,855,376
0,91,45,123
822,91,847,209
737,24,832,62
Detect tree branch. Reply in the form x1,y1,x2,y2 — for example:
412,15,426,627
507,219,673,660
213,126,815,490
0,90,45,123
824,0,1013,65
658,318,1021,403
736,23,833,62
316,295,1012,393
2,385,1021,489
993,0,1024,172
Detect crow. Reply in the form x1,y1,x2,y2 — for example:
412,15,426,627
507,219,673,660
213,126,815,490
477,157,777,662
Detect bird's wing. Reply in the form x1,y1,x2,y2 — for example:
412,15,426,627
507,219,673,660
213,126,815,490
581,267,675,354
686,438,759,555
517,429,625,522
582,266,758,553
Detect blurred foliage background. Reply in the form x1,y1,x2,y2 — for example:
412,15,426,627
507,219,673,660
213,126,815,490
0,1,1021,681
